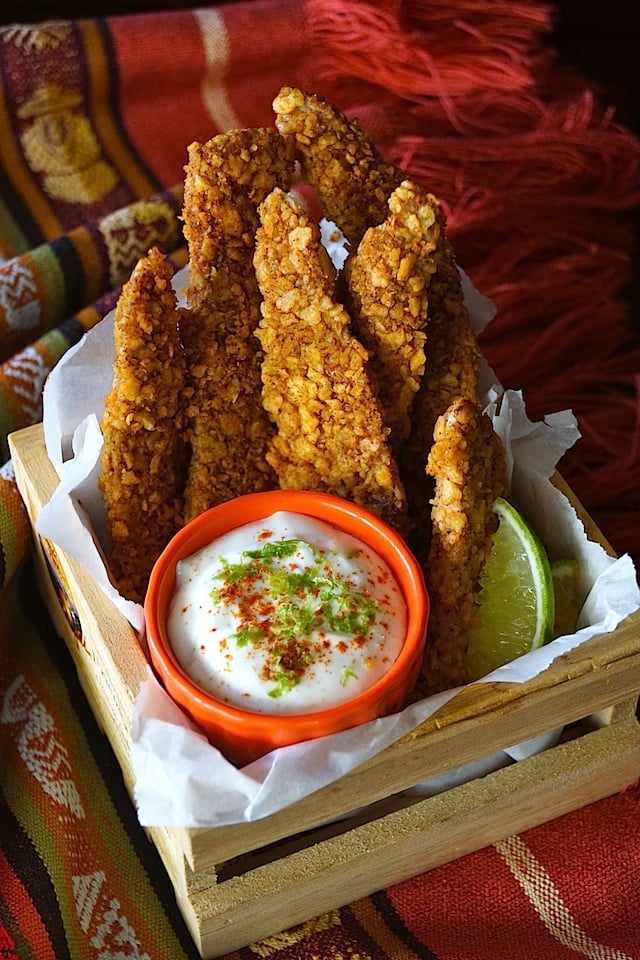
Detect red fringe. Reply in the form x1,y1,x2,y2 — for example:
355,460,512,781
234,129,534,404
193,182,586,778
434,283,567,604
303,0,640,567
306,0,553,104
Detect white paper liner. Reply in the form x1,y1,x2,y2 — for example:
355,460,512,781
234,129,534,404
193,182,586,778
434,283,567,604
36,262,640,828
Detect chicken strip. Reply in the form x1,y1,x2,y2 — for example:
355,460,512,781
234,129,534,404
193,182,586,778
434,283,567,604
180,128,295,522
273,86,403,248
421,396,507,692
399,231,482,559
344,180,443,453
99,247,187,603
254,187,408,531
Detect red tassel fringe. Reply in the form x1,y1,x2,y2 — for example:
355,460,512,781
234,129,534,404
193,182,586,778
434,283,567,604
303,0,640,569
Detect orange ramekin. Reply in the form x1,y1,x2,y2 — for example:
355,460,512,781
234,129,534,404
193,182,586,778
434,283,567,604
144,490,429,766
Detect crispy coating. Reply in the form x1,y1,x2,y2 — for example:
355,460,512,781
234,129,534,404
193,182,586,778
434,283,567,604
99,247,187,603
254,187,408,530
180,128,295,521
421,397,507,692
400,231,482,558
344,180,443,453
273,86,403,248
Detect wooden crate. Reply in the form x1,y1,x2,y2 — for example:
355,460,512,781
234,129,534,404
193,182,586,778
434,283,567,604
9,422,640,959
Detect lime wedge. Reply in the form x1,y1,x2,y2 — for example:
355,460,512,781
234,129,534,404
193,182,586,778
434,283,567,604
465,497,555,681
551,558,581,638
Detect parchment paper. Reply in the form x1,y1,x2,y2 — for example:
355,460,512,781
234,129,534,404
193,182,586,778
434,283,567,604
36,263,640,827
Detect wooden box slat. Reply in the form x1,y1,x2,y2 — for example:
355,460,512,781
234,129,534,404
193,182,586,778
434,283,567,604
182,717,640,957
9,422,640,959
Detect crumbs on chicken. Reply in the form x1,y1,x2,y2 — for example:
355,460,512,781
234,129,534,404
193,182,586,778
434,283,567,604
99,247,187,603
421,396,508,692
344,180,443,453
254,187,408,531
180,128,295,522
399,230,482,560
273,86,403,249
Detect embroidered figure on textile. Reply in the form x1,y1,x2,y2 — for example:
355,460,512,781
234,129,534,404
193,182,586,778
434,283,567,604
18,85,118,204
99,200,181,288
1,673,85,818
1,21,71,52
0,676,154,957
0,259,39,332
1,346,49,426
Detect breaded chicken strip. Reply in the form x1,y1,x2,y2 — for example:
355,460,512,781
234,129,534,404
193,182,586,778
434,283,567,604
422,397,507,692
344,180,443,453
254,187,408,531
181,128,294,522
273,86,403,248
99,247,187,603
399,231,482,559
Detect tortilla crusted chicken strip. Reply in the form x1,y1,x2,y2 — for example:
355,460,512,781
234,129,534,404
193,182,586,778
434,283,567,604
254,187,408,530
400,231,482,559
273,86,403,248
421,396,508,692
180,128,294,522
99,247,187,603
344,180,443,453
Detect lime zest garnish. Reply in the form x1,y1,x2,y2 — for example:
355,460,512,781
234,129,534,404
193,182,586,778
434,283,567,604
244,539,301,561
234,625,265,648
210,539,379,693
268,667,301,699
340,666,358,687
465,497,555,681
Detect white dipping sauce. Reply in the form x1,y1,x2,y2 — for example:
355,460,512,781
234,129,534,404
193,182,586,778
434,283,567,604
167,511,406,714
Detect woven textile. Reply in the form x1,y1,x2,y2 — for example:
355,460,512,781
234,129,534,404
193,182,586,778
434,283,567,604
1,2,639,958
